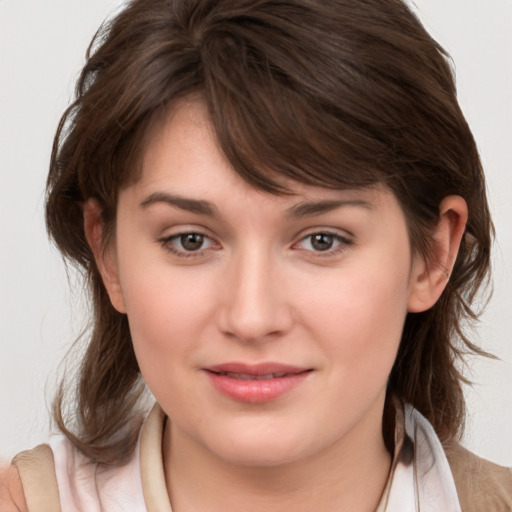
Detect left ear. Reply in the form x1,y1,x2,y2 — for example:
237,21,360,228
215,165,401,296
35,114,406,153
408,196,468,313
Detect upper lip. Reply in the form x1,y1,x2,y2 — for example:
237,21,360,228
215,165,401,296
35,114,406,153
204,362,311,378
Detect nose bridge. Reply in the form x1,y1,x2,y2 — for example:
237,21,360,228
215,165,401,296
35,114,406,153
219,243,291,342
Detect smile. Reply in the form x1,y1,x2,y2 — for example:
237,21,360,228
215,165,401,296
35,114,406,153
215,371,290,380
204,363,312,403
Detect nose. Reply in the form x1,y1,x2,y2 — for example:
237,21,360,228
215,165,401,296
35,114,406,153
217,248,293,343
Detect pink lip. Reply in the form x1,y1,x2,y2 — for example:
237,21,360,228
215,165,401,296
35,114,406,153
203,362,312,403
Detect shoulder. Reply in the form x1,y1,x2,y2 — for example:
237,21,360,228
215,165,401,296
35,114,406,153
1,444,60,512
4,435,146,511
444,440,512,512
0,461,29,512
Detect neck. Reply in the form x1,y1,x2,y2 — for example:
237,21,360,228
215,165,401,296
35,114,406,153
163,404,392,512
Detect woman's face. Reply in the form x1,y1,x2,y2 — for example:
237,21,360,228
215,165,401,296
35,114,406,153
102,100,426,467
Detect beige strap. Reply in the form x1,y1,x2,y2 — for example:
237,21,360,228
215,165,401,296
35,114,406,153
12,445,61,512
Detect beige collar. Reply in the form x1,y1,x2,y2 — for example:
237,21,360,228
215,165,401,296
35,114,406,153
140,404,173,512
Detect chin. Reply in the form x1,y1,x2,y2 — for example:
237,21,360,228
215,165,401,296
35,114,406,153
218,442,303,468
203,423,316,468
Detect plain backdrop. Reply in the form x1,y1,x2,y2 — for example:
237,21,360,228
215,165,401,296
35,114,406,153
1,0,511,464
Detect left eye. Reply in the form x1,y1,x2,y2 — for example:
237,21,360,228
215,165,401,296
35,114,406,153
296,232,348,252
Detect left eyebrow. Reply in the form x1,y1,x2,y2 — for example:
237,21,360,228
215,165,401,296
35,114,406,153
286,199,373,218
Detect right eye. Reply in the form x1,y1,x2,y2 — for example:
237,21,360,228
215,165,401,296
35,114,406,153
159,232,217,257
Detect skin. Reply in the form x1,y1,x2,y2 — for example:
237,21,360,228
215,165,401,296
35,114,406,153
85,99,467,512
0,464,26,512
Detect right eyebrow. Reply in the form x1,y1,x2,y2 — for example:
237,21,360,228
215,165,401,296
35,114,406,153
139,192,219,217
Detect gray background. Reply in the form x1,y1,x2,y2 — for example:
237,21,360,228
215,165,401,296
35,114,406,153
1,0,511,464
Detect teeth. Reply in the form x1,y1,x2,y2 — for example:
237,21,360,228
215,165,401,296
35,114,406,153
220,372,287,380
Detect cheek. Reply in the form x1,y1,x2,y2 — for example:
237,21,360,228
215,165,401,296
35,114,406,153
116,251,224,399
120,271,203,410
297,253,412,381
122,269,211,350
303,267,409,336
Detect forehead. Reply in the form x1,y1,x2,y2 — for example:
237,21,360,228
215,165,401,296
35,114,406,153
114,107,411,247
140,99,222,184
133,99,390,209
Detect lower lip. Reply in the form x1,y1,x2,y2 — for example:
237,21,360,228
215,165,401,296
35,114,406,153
205,371,311,403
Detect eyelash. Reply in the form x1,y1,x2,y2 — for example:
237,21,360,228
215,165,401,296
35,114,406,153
158,230,352,259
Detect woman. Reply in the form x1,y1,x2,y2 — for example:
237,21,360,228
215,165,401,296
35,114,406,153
2,0,511,510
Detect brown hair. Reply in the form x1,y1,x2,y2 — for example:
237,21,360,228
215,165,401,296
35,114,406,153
46,0,493,464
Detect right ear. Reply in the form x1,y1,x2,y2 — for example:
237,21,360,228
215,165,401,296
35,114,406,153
83,199,127,313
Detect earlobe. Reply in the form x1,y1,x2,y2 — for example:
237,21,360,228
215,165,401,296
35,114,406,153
83,199,127,314
408,196,468,313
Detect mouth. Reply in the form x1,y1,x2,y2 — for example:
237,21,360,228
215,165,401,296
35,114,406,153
212,371,294,380
203,363,312,403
